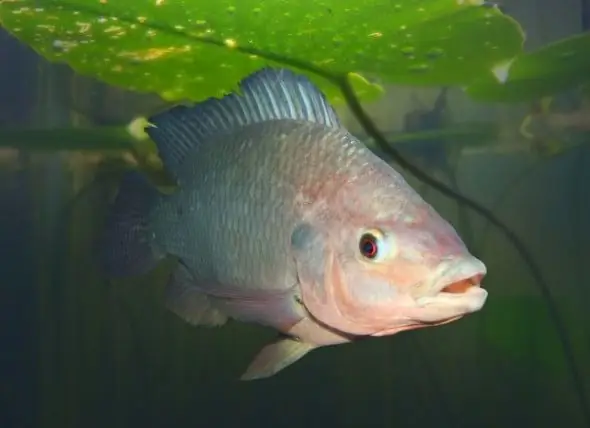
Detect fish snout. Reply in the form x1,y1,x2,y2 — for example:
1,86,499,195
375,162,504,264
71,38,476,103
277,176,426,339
433,257,486,292
412,256,488,314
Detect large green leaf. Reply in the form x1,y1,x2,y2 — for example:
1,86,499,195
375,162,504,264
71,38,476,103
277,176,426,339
467,32,590,102
0,0,523,105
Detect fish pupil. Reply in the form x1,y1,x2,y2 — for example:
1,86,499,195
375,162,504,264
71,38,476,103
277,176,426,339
359,234,378,259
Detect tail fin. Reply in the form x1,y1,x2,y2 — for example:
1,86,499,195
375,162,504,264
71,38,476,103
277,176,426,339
100,171,162,278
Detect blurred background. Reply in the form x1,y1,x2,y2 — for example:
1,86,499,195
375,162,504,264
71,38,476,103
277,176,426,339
1,0,589,427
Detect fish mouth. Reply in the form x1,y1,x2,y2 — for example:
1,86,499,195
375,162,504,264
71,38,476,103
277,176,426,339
431,257,486,296
412,257,488,313
372,259,487,336
439,273,484,295
369,260,487,337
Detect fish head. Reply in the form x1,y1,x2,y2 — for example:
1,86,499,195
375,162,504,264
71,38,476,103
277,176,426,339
292,163,488,338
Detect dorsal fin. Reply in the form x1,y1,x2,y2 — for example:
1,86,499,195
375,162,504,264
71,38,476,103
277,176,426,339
145,67,342,179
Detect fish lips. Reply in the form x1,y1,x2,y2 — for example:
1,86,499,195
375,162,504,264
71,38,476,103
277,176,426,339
428,256,487,294
371,257,488,336
414,257,488,314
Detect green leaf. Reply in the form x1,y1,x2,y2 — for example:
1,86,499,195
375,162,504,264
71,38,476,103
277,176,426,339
466,32,590,102
0,0,523,105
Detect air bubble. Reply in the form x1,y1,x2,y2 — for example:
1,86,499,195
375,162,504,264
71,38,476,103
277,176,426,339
409,63,430,73
426,47,444,59
400,46,415,57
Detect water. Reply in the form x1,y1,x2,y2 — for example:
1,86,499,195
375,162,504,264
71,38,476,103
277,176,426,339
1,13,590,428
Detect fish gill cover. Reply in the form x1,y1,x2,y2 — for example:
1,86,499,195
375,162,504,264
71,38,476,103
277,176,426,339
0,0,523,105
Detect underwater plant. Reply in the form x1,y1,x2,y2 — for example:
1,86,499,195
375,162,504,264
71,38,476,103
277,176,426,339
1,0,589,423
467,32,590,102
0,0,524,102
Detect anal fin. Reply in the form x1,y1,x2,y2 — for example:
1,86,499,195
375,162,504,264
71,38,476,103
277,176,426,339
165,264,227,326
240,336,316,381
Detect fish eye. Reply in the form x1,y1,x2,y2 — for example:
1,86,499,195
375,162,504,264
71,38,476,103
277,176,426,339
359,231,382,260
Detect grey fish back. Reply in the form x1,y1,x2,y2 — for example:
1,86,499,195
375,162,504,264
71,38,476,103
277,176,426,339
150,120,356,294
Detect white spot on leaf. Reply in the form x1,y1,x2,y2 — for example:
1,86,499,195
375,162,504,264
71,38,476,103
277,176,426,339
491,58,515,83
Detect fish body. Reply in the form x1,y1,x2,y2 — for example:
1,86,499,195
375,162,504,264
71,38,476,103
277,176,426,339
101,68,488,380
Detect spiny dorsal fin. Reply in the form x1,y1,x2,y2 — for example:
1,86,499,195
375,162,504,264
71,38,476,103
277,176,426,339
145,67,342,179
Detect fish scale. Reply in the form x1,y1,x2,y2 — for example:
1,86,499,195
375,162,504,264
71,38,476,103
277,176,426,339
100,67,487,381
151,121,365,293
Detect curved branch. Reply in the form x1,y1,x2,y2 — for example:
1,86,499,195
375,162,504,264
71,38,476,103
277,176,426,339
338,76,589,426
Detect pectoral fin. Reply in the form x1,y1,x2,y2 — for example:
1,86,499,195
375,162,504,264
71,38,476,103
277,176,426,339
165,263,228,326
240,336,316,381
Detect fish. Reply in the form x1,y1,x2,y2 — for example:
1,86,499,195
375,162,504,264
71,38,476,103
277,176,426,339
100,67,488,381
519,97,590,156
523,97,590,134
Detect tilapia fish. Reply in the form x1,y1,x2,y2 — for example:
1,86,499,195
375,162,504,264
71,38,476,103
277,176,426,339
100,68,488,380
